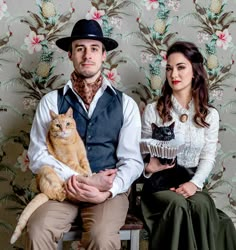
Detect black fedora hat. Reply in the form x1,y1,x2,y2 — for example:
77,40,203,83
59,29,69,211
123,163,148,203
56,19,118,52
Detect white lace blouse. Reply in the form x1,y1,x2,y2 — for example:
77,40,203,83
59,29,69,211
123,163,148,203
141,96,219,188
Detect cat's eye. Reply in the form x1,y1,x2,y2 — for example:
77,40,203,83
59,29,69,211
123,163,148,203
56,124,60,128
66,122,70,126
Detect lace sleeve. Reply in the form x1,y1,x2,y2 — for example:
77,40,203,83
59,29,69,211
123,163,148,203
190,108,219,188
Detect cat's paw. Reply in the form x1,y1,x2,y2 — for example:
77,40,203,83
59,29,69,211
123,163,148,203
46,187,66,201
56,191,66,202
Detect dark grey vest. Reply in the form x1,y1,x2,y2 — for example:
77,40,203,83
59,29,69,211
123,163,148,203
57,87,123,173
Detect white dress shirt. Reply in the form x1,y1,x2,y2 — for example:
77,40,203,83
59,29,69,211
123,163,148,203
141,96,219,188
28,77,144,197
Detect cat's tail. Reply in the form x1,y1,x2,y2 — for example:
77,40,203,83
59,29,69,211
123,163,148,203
10,193,49,244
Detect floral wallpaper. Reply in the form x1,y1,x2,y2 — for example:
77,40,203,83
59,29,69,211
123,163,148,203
0,0,236,249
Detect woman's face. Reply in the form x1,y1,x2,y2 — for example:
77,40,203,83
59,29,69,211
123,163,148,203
166,52,194,95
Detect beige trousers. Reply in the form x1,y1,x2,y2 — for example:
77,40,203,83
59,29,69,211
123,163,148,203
25,193,129,250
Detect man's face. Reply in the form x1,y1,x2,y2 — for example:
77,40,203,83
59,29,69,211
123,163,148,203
69,39,106,83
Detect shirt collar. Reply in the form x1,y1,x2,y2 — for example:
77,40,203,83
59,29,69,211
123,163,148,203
63,76,117,96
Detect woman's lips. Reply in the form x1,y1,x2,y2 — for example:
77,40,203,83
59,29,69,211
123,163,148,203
172,80,181,85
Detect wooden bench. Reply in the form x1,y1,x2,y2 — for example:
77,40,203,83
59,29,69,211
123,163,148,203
57,213,143,250
57,179,144,250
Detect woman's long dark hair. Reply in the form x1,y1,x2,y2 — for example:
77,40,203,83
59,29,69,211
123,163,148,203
157,41,210,127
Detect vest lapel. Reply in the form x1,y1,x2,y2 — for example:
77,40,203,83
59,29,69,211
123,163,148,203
64,88,89,120
91,88,117,120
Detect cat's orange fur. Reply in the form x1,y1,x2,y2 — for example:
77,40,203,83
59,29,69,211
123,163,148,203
10,107,91,244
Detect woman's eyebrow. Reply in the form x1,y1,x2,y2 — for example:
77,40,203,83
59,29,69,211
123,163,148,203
166,62,186,67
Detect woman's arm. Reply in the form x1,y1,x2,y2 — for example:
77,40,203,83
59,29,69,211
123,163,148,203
190,108,220,188
141,103,175,177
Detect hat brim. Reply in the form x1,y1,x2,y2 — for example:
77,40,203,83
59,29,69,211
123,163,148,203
56,36,118,52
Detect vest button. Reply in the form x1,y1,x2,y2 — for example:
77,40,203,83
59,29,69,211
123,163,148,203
87,146,91,151
88,135,91,139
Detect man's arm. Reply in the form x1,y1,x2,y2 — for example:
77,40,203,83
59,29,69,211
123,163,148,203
76,168,117,191
109,94,144,197
65,175,111,204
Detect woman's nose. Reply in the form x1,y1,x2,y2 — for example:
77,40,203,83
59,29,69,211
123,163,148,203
171,67,178,78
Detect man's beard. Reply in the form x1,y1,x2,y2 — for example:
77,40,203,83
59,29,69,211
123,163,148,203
77,65,103,80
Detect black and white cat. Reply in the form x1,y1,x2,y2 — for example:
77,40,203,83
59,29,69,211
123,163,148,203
151,121,176,165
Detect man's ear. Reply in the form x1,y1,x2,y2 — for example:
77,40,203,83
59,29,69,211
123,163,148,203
68,51,72,61
102,51,107,62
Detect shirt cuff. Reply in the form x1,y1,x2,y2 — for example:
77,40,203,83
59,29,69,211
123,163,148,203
190,180,203,190
143,163,153,178
108,182,119,198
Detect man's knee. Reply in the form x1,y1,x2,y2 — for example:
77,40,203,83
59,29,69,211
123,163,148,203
27,212,50,240
83,226,120,250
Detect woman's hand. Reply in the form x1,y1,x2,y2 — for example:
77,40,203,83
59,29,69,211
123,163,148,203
170,181,198,198
145,157,175,174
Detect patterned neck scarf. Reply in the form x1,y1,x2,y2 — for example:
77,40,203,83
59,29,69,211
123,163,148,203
71,71,103,110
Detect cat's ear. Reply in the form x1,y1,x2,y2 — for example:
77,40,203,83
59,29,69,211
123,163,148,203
49,110,57,120
66,107,73,118
151,123,158,131
170,122,175,130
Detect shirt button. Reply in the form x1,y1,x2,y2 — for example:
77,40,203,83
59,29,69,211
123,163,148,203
87,147,91,151
88,135,91,139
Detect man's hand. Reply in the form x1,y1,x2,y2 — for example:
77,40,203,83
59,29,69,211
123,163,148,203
145,157,175,174
170,181,198,198
76,168,117,191
65,175,111,204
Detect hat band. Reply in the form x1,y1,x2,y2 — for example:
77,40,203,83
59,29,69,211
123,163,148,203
73,34,103,38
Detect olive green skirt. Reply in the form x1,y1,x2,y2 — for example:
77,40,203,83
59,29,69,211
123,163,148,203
141,190,236,250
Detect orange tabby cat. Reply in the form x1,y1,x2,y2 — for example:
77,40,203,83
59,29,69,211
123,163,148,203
10,107,91,244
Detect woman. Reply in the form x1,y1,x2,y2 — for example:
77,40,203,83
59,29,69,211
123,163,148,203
141,41,236,250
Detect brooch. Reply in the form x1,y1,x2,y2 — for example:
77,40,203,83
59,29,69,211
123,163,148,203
180,114,188,123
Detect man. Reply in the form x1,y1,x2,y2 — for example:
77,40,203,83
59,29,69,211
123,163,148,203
26,19,143,250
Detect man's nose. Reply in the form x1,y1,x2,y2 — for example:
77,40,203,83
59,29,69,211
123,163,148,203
83,49,91,59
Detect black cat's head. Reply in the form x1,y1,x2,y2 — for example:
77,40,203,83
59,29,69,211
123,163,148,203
151,122,175,141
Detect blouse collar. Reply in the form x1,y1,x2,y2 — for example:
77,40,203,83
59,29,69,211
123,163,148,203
171,95,194,116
